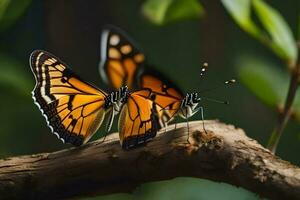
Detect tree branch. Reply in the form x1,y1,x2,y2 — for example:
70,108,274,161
0,120,299,200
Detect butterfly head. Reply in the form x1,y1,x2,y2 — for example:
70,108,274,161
105,86,129,113
183,93,201,106
192,92,201,103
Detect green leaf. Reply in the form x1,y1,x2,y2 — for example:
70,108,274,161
236,56,300,122
252,0,297,64
222,0,297,64
238,55,300,123
0,54,32,96
221,0,260,37
0,0,10,19
0,0,32,32
298,132,300,141
298,12,300,40
80,193,132,200
142,0,204,25
81,178,261,199
237,55,289,108
137,178,261,200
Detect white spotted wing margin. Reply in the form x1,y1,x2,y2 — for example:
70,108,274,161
30,50,108,146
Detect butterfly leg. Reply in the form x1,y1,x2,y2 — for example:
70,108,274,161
182,107,191,144
185,115,190,144
99,132,108,144
106,109,115,133
164,124,168,133
164,119,171,132
199,106,208,134
160,118,168,133
99,110,115,144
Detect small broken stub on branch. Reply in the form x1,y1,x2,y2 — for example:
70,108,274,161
172,127,224,153
190,130,224,150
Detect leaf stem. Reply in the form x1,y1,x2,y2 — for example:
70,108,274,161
267,44,300,153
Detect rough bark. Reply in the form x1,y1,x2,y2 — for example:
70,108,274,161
0,120,299,200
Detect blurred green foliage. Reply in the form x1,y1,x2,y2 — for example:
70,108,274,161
221,0,260,36
83,178,261,200
252,0,297,64
237,55,300,122
0,0,32,32
0,54,32,96
142,0,204,25
238,55,287,108
221,0,297,63
0,0,33,95
298,13,300,39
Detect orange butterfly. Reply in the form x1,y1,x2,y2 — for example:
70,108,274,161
30,50,159,149
99,26,235,134
99,26,198,131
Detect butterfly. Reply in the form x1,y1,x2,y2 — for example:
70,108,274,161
30,50,160,149
99,26,236,135
99,26,203,132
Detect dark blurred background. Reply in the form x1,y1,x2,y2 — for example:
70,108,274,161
0,0,299,199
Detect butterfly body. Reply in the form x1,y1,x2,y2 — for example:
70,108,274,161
177,93,201,119
104,86,129,110
103,86,129,132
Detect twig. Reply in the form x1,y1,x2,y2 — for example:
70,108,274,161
267,46,300,153
0,120,299,200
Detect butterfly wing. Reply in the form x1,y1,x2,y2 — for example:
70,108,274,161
30,50,108,146
118,89,160,149
100,26,184,127
138,70,184,125
99,26,145,90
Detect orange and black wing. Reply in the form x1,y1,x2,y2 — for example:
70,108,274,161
118,89,160,149
30,50,108,146
99,26,145,90
138,70,184,124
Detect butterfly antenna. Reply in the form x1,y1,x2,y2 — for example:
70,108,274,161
200,62,209,77
198,62,209,88
199,78,236,94
201,97,229,105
